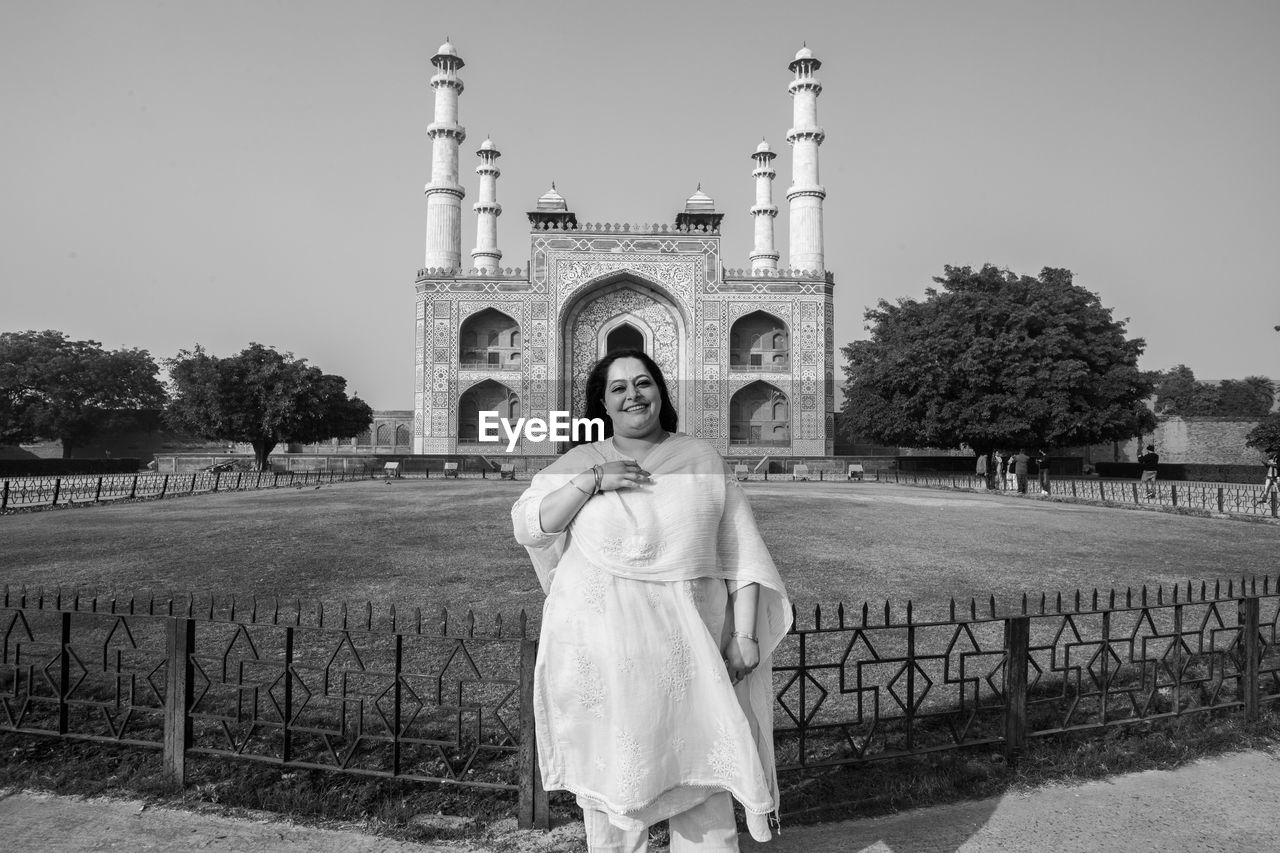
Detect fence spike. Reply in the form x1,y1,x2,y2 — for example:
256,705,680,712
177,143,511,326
1126,587,1132,607
1074,589,1080,612
440,606,448,636
295,599,302,626
814,603,822,630
38,586,44,608
1108,588,1115,609
317,600,325,628
230,595,237,622
494,611,502,638
836,601,845,628
1157,586,1163,605
884,600,891,625
1251,575,1257,595
273,596,280,625
1172,584,1178,604
1141,586,1148,606
1039,593,1046,615
149,593,156,616
206,592,213,620
466,609,476,638
1266,577,1272,596
340,601,348,630
519,608,527,638
167,597,173,617
1091,588,1098,610
990,595,996,618
907,600,914,624
365,600,373,631
970,598,977,619
391,603,398,633
73,589,80,611
55,587,62,610
949,598,956,621
414,606,422,634
250,596,257,622
1214,579,1221,598
1201,580,1207,601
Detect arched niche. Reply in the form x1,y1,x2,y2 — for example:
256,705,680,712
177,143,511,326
459,308,521,368
729,381,790,446
458,379,520,442
729,310,790,371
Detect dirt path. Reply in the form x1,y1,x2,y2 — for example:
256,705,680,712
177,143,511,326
5,748,1279,852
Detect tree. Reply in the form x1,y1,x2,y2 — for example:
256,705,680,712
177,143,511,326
166,343,373,470
841,265,1156,481
1217,376,1274,418
1154,366,1273,417
1246,413,1280,454
0,330,166,458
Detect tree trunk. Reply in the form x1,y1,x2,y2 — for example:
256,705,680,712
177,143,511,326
252,439,278,471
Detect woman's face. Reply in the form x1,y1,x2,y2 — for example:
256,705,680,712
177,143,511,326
603,357,664,440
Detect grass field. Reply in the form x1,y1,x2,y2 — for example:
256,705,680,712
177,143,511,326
3,478,1277,627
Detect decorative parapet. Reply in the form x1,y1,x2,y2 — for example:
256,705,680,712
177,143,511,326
416,264,529,281
721,266,833,282
528,221,721,234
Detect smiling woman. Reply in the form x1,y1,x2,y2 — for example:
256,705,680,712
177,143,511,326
511,349,792,851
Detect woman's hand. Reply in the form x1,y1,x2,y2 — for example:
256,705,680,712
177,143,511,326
724,635,759,686
598,459,651,491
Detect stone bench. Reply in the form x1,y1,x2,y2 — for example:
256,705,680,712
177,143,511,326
792,464,810,481
443,462,459,479
383,462,401,479
499,463,516,480
734,464,749,481
847,464,865,481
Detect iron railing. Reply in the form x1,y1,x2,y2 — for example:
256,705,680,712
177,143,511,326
0,469,377,512
3,578,1279,827
878,470,1280,519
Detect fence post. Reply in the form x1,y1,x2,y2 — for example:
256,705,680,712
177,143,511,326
517,638,550,829
94,476,103,502
164,616,195,787
160,475,169,499
51,477,61,507
1,479,8,511
190,473,197,494
1131,482,1139,503
1171,484,1178,507
1239,596,1260,722
1271,491,1278,519
58,611,72,734
1217,487,1224,514
129,476,138,500
1003,616,1030,762
213,472,220,493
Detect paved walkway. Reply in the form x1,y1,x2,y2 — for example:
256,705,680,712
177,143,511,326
4,749,1279,852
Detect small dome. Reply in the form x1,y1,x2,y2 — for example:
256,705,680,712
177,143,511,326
536,183,567,211
684,185,715,212
794,45,813,61
755,140,772,154
477,137,498,154
437,40,456,56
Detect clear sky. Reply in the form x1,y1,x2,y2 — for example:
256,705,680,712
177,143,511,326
3,0,1278,409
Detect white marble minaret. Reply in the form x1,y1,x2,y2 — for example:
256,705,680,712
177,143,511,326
424,40,466,270
471,138,502,272
749,140,779,272
786,45,826,272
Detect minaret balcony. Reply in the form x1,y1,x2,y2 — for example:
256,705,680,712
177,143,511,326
427,123,467,141
750,205,779,217
752,166,777,179
785,185,826,201
785,128,826,144
429,74,465,92
472,202,503,215
787,79,823,95
423,182,466,199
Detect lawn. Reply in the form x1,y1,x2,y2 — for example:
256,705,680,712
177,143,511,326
3,478,1277,627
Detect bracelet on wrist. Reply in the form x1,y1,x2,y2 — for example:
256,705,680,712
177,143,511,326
592,465,603,494
731,631,757,643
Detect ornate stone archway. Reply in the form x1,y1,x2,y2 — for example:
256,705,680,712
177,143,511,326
564,282,683,421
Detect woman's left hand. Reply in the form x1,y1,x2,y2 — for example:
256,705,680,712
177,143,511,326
724,635,760,686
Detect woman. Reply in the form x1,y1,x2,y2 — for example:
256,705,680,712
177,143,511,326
512,350,791,851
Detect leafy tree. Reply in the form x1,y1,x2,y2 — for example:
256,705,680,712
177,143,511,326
1154,366,1273,417
841,265,1156,482
1246,413,1280,454
166,343,373,470
0,330,166,458
1217,376,1274,418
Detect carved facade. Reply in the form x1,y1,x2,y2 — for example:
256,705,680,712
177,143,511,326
413,42,835,457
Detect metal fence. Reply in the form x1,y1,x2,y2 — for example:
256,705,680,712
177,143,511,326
4,578,1279,827
879,470,1280,519
0,469,377,512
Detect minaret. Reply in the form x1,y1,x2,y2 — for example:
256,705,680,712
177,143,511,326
749,140,779,272
786,45,826,272
471,138,502,272
424,39,466,271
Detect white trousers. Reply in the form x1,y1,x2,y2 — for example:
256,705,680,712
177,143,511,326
583,791,740,853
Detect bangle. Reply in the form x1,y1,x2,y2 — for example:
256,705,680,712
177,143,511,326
592,465,603,494
731,631,757,643
570,473,594,497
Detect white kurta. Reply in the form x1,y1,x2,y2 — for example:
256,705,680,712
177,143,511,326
512,434,791,841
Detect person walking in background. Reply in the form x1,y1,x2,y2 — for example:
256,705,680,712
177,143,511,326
511,349,791,851
975,451,989,489
1013,449,1031,494
1257,449,1279,506
1001,451,1015,491
1036,449,1051,496
1138,444,1159,499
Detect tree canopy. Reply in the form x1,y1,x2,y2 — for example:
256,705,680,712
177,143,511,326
1245,413,1280,455
1154,365,1274,418
840,265,1156,458
166,343,373,470
0,330,166,457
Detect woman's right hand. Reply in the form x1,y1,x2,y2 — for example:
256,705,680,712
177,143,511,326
598,459,651,491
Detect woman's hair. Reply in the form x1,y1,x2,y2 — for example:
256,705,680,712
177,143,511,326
576,349,678,444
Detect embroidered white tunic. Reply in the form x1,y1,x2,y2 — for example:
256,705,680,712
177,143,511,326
512,434,792,841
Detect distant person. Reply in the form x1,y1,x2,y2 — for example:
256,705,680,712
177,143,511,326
1013,449,1031,494
1036,449,1051,496
1258,449,1279,507
975,452,989,488
1001,452,1015,490
1138,444,1159,499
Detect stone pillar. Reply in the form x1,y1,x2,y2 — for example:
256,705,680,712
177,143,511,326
424,40,466,271
749,140,779,272
471,138,502,273
786,46,826,273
